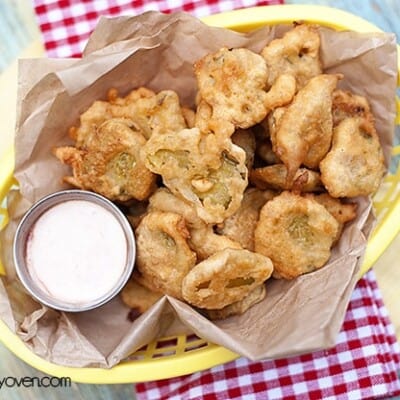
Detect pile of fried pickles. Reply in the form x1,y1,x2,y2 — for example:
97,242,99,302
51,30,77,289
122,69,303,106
54,24,385,320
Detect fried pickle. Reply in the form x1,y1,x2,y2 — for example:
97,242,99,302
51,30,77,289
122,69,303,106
203,284,266,320
71,89,187,146
194,99,236,139
51,32,387,321
232,128,256,170
148,187,204,229
261,24,322,88
332,89,375,127
216,188,275,251
311,193,357,225
143,127,248,223
182,248,273,309
271,74,340,183
264,73,297,111
54,119,157,202
135,211,197,299
107,86,155,105
254,191,339,279
110,90,187,139
266,106,285,147
194,47,269,129
250,164,323,193
320,117,385,197
188,225,242,261
144,127,224,180
120,278,163,314
305,193,357,242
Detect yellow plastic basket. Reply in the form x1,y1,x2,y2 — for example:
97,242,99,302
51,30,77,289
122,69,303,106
0,4,399,384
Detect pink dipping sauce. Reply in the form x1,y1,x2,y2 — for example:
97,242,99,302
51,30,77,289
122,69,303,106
25,200,127,305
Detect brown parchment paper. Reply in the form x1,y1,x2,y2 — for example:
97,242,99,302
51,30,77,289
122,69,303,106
0,11,398,368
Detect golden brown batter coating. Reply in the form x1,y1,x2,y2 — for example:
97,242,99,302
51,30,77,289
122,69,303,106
143,127,248,224
182,248,273,309
231,128,257,171
54,119,157,201
320,117,385,197
270,74,340,184
203,284,266,320
148,187,204,229
254,191,339,279
250,164,323,193
69,88,187,148
332,89,375,127
305,193,357,242
195,47,269,129
188,225,242,261
135,211,197,300
261,24,322,89
216,188,275,251
120,278,163,314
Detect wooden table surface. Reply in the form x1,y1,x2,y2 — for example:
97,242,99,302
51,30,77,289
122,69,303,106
0,0,399,399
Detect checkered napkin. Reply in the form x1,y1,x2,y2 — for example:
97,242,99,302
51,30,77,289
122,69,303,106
33,0,283,58
135,270,400,400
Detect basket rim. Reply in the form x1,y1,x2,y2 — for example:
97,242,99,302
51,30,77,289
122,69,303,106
1,3,400,384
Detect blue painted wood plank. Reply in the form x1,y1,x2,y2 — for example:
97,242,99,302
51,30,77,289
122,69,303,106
287,0,400,39
0,0,39,72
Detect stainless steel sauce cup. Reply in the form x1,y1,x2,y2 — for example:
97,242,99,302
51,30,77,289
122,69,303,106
13,190,136,312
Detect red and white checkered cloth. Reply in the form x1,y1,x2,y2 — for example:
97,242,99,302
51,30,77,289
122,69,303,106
135,270,400,400
33,0,283,58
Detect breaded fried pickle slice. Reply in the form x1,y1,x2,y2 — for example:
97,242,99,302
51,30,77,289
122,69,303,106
120,278,163,314
203,284,266,320
188,225,242,261
111,90,187,139
305,193,357,242
143,127,248,224
264,73,297,111
182,248,273,309
332,89,375,127
231,128,256,171
271,74,340,183
54,119,156,202
320,117,385,197
261,24,322,88
149,188,244,260
194,99,236,139
195,47,269,129
135,211,197,300
250,164,323,193
70,89,187,146
216,188,275,251
148,187,204,229
254,191,339,279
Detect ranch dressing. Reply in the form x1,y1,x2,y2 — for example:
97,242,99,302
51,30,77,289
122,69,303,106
26,200,127,305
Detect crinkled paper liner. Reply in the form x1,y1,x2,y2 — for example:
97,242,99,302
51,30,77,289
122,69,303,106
0,12,397,368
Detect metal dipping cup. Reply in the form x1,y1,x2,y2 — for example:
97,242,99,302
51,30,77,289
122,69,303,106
13,190,136,312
